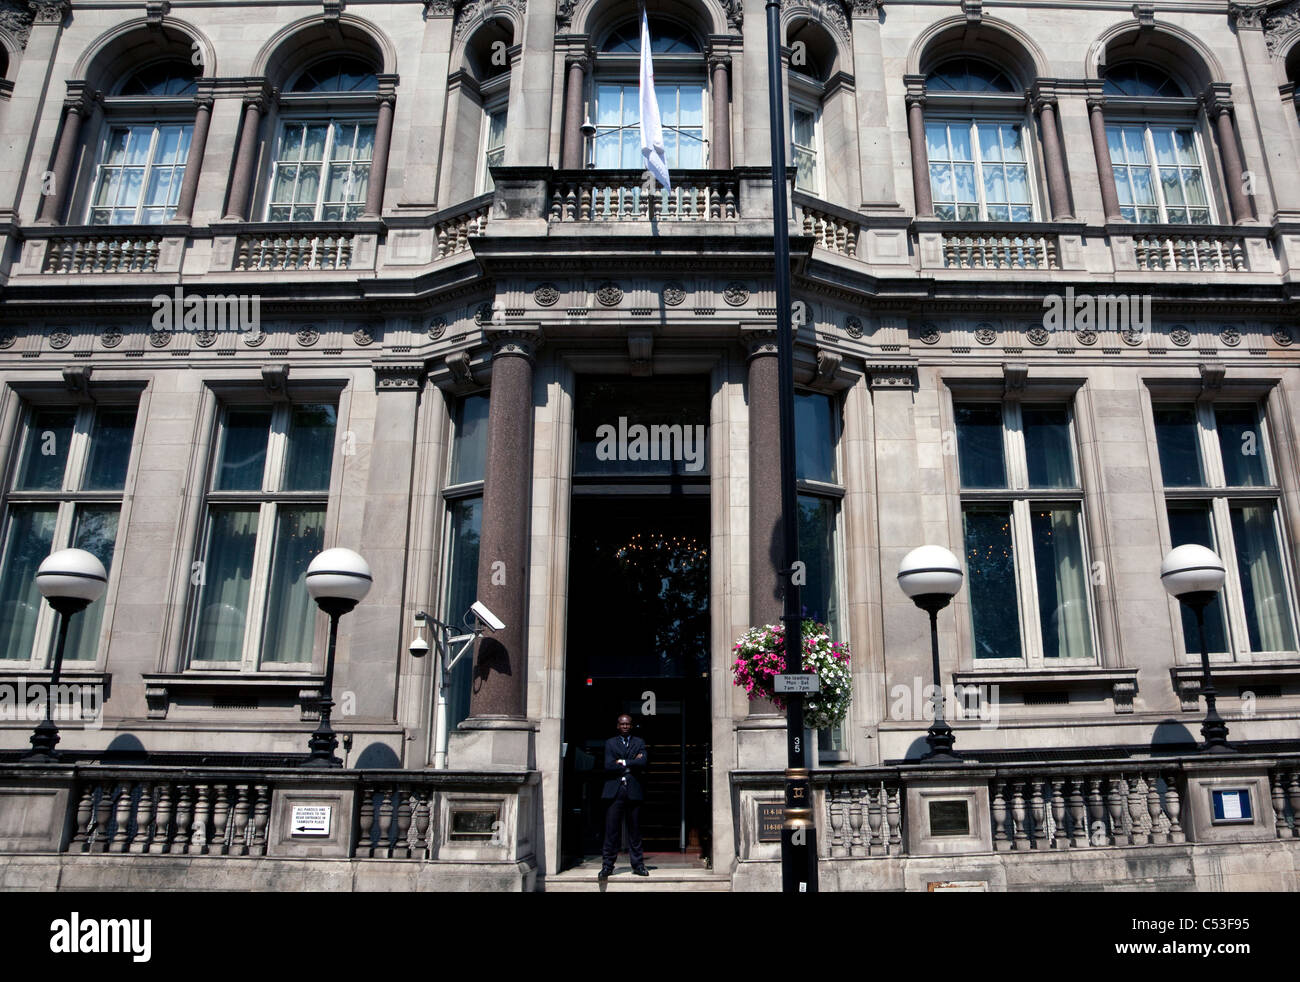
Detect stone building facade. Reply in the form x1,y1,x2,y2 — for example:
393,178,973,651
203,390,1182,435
1,0,1299,891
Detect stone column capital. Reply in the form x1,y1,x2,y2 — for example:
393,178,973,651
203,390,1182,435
741,327,779,359
849,0,883,18
1203,83,1235,117
1029,85,1059,114
1086,95,1106,113
565,53,590,72
488,326,544,361
708,54,732,73
28,0,71,26
904,74,927,107
1228,2,1265,31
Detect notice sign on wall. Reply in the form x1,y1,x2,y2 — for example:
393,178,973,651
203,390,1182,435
756,802,785,842
290,804,331,837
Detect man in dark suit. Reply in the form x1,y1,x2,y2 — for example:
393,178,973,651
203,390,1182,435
599,713,649,878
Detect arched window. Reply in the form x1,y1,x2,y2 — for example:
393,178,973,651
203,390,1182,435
88,60,199,224
926,57,1016,94
590,17,706,169
787,21,840,197
267,57,380,222
923,57,1035,221
1101,62,1211,224
289,57,378,93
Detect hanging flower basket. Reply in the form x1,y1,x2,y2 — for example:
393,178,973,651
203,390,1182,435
732,619,852,730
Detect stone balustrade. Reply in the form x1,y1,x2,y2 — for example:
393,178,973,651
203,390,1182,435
234,231,356,271
941,228,1061,270
42,234,164,273
434,198,490,259
548,169,739,222
793,194,861,259
1132,232,1248,272
1269,767,1300,839
824,779,904,856
68,776,271,856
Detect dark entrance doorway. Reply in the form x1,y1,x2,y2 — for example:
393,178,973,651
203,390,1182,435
561,377,711,870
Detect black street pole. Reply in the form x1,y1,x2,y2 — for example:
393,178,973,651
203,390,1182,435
24,597,90,762
918,598,959,761
1188,597,1233,753
304,597,356,767
765,0,816,893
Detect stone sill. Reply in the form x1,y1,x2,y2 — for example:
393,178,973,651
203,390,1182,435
952,667,1139,714
139,672,324,722
1169,662,1300,711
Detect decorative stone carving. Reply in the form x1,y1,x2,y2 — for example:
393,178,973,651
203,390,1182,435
1170,325,1192,346
723,282,749,306
1272,327,1294,346
474,301,496,325
489,327,542,360
595,282,623,306
1004,363,1029,395
27,0,69,26
48,331,71,349
919,323,941,345
961,0,982,25
446,350,475,385
454,0,525,42
352,328,374,346
195,330,217,348
1121,325,1147,346
146,0,170,31
1132,2,1155,28
1027,326,1050,346
149,330,173,348
425,0,457,16
534,283,560,306
723,0,742,31
0,2,35,49
0,331,15,349
782,0,848,43
662,283,686,306
296,327,320,347
1229,2,1265,31
375,364,424,390
845,316,864,339
244,327,267,346
428,316,447,340
1112,680,1137,715
869,369,917,389
849,0,881,15
1265,0,1300,54
743,329,778,358
555,0,576,29
1075,329,1097,345
1220,325,1242,347
815,348,842,385
974,324,997,345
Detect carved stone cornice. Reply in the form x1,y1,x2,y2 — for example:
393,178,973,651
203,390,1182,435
425,0,458,17
867,367,917,390
27,0,69,27
849,0,882,17
374,363,425,390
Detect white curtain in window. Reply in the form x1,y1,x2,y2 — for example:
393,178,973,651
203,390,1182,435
1231,505,1297,652
192,507,258,663
1037,507,1092,659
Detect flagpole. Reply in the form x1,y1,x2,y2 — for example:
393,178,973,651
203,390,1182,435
764,0,817,893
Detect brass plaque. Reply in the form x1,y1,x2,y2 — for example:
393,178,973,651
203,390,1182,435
928,799,971,837
756,802,785,842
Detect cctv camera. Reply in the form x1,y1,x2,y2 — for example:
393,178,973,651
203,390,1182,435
409,636,429,658
580,118,597,138
471,600,505,632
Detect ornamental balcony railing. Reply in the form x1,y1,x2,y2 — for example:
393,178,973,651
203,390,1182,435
547,169,739,222
0,760,534,865
792,191,861,259
433,193,492,258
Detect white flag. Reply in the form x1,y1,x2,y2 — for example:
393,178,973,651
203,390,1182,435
639,9,671,192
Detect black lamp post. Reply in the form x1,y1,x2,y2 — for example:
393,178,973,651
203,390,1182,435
897,545,965,762
1161,544,1233,753
23,548,108,762
303,547,373,767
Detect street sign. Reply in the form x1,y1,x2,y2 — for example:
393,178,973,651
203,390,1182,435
774,673,820,694
290,804,331,837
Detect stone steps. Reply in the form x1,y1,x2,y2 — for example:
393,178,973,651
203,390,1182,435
542,866,731,892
